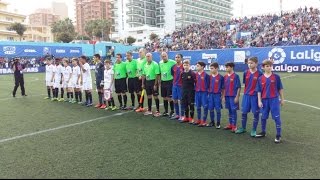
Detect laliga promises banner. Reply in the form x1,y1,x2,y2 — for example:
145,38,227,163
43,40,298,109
133,45,320,73
0,65,96,75
2,45,320,74
0,45,82,57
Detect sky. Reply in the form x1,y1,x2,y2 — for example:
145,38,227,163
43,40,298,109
5,0,320,21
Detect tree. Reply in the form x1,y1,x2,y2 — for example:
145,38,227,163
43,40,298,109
85,19,111,41
51,18,76,43
56,32,74,44
126,36,136,45
8,23,27,41
76,35,91,40
149,33,158,41
110,39,118,43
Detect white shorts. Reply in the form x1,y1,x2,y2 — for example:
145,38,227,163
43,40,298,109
82,81,93,91
67,81,74,88
73,83,81,89
53,82,61,89
46,81,53,87
103,82,113,92
63,81,73,88
72,79,80,89
53,78,61,88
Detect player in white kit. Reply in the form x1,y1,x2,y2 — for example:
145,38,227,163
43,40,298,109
53,59,63,101
71,58,82,104
103,60,116,111
44,58,55,100
79,55,93,107
62,58,73,102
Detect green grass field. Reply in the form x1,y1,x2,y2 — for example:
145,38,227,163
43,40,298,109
0,72,320,178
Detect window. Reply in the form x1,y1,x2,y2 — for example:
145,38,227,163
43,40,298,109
7,37,14,41
6,17,13,21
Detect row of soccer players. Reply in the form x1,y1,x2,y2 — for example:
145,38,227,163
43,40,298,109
44,49,284,143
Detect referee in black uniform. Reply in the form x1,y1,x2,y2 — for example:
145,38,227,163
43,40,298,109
12,57,27,97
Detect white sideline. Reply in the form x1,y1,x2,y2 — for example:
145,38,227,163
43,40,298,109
0,112,127,144
239,74,320,110
0,94,46,101
284,100,320,110
281,75,297,79
0,104,163,144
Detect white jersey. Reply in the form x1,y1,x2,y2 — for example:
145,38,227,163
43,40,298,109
82,63,92,83
54,65,63,81
63,66,72,82
104,68,114,88
72,66,81,83
45,64,54,81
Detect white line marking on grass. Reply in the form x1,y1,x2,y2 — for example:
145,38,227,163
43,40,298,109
239,74,320,110
0,112,127,144
281,75,297,79
284,100,320,110
0,94,46,101
29,78,39,82
0,77,39,82
0,104,162,144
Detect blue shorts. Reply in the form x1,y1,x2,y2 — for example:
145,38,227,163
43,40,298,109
261,98,281,120
208,93,222,111
195,92,208,108
225,96,239,111
172,85,182,100
96,79,103,90
242,94,259,113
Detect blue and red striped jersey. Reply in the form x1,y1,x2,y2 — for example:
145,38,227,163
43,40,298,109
171,64,183,86
243,69,263,96
224,73,241,97
195,71,210,92
256,73,283,99
209,74,224,94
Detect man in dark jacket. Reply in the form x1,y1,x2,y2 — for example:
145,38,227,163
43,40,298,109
12,57,27,97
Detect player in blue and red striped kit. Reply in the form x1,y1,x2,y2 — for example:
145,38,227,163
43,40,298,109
236,57,263,136
256,60,284,143
194,61,210,127
171,54,184,120
223,62,241,133
207,62,224,129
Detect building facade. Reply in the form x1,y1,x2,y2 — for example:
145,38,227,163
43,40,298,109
0,1,27,41
29,9,60,26
75,0,112,35
52,1,69,20
25,25,54,42
175,0,232,29
110,0,232,40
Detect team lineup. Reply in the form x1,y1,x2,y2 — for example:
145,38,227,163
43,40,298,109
44,48,285,144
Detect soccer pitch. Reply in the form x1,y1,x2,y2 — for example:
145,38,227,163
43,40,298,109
0,72,320,178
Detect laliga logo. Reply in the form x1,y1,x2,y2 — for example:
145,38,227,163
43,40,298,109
268,48,286,64
43,47,50,54
3,46,16,55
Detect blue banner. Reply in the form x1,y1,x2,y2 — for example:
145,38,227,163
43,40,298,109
0,65,97,75
2,45,320,74
0,45,82,57
0,67,44,74
132,45,320,73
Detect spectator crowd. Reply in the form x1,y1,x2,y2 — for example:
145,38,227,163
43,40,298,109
145,7,320,52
